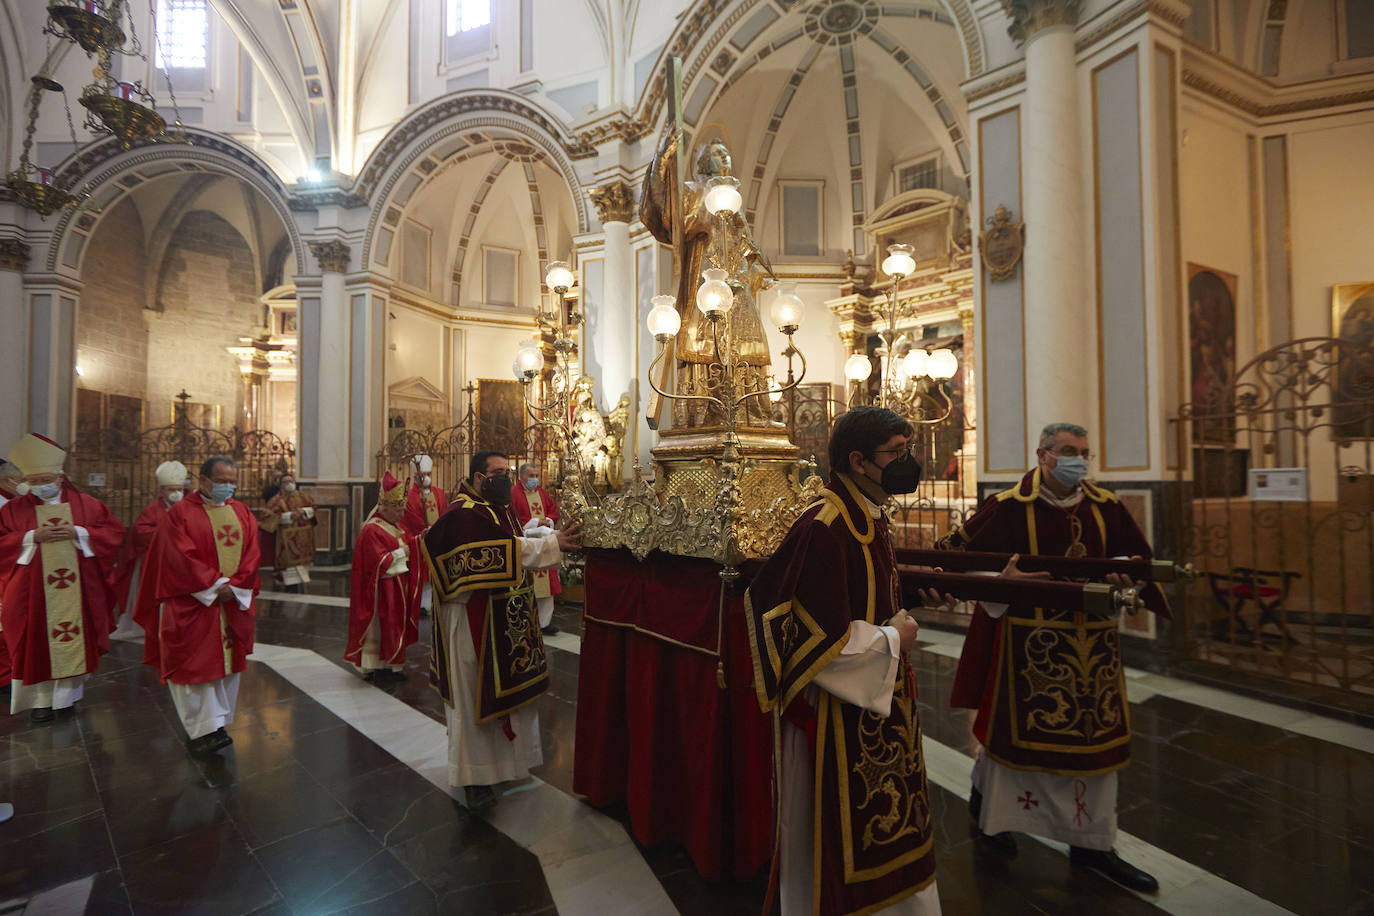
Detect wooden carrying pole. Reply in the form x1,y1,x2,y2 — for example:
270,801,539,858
894,548,1184,584
897,568,1139,617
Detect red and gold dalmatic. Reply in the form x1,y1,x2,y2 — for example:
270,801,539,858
135,491,260,684
0,485,124,685
262,488,317,570
943,468,1169,775
423,482,548,722
747,473,936,915
510,483,562,599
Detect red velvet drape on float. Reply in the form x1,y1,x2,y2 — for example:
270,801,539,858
573,548,772,881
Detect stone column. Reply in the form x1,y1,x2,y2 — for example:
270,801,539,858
0,239,30,445
22,272,81,444
588,179,637,481
297,239,352,481
1010,0,1091,437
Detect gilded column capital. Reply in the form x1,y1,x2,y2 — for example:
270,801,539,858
588,180,637,224
839,329,868,355
308,239,351,273
0,238,31,272
1000,0,1080,44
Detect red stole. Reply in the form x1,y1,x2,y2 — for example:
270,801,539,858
422,482,548,722
108,498,170,611
943,468,1166,775
134,492,260,685
746,473,936,914
0,487,124,685
345,518,422,667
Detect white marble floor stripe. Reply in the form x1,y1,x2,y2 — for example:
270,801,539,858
257,590,352,608
914,626,1374,755
245,642,677,916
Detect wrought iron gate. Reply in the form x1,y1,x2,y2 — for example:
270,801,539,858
1171,337,1374,705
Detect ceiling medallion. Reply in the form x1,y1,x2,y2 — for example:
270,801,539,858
802,0,879,45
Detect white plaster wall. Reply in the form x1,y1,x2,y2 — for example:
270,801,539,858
386,307,447,392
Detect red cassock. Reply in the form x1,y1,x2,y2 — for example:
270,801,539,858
134,491,260,685
345,518,423,668
0,485,124,687
108,498,171,613
401,484,448,537
510,483,561,597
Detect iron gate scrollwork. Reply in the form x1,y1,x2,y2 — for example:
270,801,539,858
1171,336,1374,706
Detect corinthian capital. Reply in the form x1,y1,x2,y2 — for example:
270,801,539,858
308,239,351,273
588,180,637,224
1000,0,1080,44
0,238,30,272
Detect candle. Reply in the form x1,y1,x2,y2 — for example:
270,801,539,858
36,167,53,187
116,81,135,101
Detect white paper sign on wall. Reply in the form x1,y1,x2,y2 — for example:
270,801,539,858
87,473,106,487
1248,467,1307,502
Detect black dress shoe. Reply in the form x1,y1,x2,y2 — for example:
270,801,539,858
968,787,1018,854
464,784,497,811
540,624,560,636
30,707,54,723
206,727,233,751
1070,846,1159,894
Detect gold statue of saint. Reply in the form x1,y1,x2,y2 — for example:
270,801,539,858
640,132,776,429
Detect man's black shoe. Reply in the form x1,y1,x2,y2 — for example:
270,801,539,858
464,784,497,811
541,624,560,636
207,727,233,751
968,787,1017,854
29,707,54,723
1070,846,1159,894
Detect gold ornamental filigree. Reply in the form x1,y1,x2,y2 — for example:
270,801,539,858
588,179,637,224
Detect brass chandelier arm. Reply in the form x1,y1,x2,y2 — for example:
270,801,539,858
746,335,807,410
646,337,726,412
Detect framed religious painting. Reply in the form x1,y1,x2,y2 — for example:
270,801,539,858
104,394,144,457
175,401,222,431
1186,264,1238,446
75,388,103,452
1331,282,1374,441
476,378,526,458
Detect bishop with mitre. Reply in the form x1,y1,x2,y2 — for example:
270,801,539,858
0,433,124,722
346,472,423,681
135,455,259,756
107,460,188,641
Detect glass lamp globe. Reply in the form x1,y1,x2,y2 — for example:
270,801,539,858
927,348,959,380
844,353,873,382
696,268,733,318
703,176,743,216
903,348,929,378
544,260,575,293
881,243,916,279
646,295,681,340
514,345,543,378
769,283,805,332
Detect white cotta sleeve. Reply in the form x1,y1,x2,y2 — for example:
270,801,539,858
71,525,96,558
518,532,562,572
812,620,902,716
384,547,410,577
193,576,231,607
16,529,36,566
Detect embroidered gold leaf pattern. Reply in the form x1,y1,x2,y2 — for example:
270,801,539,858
1020,623,1124,739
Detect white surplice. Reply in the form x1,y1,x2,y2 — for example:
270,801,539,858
109,555,146,642
169,673,241,740
778,496,942,916
439,525,562,790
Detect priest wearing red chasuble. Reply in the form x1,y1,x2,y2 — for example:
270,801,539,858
0,434,124,722
511,462,562,634
346,472,422,680
940,422,1168,895
135,455,259,757
108,461,188,642
401,454,447,613
422,450,579,811
746,408,942,916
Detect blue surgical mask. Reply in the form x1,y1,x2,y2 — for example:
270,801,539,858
207,483,236,503
524,477,539,490
31,481,60,501
1049,456,1089,488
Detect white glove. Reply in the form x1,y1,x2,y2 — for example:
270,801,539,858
280,512,294,524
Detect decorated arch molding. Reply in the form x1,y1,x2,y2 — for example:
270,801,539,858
42,129,303,277
356,91,589,271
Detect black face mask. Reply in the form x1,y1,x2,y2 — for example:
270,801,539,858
479,473,513,505
871,452,922,495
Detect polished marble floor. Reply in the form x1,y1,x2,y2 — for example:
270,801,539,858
2,570,1371,915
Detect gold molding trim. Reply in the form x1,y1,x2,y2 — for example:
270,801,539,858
1181,68,1374,117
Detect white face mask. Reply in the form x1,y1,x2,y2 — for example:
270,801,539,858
420,474,431,487
165,490,184,504
282,481,296,493
31,481,61,501
13,481,29,497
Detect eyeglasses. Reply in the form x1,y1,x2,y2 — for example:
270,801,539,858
870,442,918,460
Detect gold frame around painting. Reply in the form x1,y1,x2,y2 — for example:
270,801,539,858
1331,282,1374,442
170,400,222,430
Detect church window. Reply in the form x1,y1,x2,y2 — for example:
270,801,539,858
447,0,491,35
893,154,941,196
155,0,209,70
780,181,824,258
1340,0,1374,60
445,0,492,64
